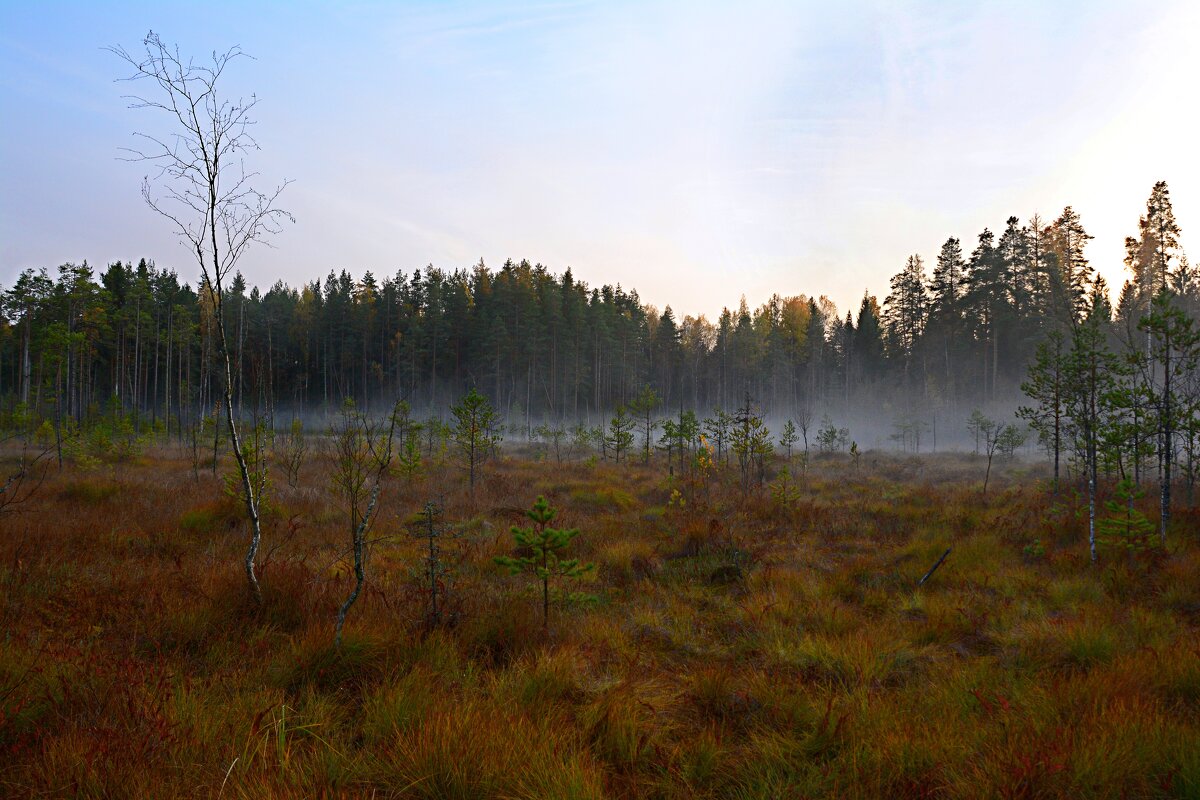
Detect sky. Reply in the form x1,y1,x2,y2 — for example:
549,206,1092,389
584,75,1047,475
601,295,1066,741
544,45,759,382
2,0,1198,321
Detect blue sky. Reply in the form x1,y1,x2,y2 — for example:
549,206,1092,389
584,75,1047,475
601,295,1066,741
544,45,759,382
2,1,1197,319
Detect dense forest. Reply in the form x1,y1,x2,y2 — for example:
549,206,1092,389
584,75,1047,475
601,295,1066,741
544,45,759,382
1,182,1197,462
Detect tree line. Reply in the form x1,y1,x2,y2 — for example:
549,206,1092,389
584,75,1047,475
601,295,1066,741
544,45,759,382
1,183,1196,460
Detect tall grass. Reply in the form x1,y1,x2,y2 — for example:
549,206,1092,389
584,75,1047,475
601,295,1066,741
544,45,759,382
0,446,1195,798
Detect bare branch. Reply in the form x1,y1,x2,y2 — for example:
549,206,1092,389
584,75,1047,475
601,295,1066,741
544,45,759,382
110,31,292,602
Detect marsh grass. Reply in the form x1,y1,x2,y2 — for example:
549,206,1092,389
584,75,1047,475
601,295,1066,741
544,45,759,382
0,447,1196,798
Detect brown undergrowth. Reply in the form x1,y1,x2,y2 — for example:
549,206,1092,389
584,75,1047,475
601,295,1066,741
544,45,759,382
0,448,1197,798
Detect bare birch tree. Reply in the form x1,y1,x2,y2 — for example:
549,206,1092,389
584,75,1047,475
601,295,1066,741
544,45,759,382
109,32,292,602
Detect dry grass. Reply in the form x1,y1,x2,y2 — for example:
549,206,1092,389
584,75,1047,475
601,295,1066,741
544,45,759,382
1,446,1197,798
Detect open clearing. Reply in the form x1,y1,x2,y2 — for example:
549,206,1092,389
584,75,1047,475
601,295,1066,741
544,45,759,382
1,450,1198,799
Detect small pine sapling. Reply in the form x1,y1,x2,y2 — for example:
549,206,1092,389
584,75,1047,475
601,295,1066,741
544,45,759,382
411,499,456,628
770,466,801,511
423,414,448,461
629,384,661,464
815,415,849,453
449,387,502,492
779,419,798,462
732,393,773,490
607,406,635,464
674,409,700,476
967,409,989,455
495,495,594,629
703,407,733,467
395,430,423,479
1096,478,1158,558
534,421,567,462
568,422,591,461
658,408,699,477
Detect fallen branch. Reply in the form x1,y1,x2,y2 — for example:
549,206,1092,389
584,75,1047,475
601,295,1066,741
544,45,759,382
917,548,951,588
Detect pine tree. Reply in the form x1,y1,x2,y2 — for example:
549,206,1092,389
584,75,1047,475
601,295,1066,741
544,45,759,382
1018,329,1069,493
703,407,733,467
607,405,635,463
731,392,773,490
1138,289,1200,544
450,387,502,492
629,384,661,464
1064,310,1119,563
1049,206,1094,323
494,495,594,629
779,418,798,461
928,237,966,395
883,255,928,379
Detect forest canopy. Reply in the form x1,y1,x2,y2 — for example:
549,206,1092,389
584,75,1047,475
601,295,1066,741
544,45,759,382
0,182,1196,449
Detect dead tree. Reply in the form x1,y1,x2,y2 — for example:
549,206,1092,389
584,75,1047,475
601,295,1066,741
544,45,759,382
109,32,293,602
0,442,51,516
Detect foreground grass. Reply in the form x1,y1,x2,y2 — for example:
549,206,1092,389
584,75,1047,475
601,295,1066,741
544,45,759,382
1,447,1198,798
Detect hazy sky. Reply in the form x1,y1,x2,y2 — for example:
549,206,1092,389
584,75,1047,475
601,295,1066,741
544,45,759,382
2,1,1197,320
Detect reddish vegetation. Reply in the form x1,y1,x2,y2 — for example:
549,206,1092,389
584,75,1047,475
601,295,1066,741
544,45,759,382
1,448,1197,798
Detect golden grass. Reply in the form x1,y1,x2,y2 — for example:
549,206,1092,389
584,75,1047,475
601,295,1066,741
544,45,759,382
0,446,1196,798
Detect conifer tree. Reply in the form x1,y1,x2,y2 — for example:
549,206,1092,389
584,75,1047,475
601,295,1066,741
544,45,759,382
629,384,661,464
1064,310,1119,563
779,418,799,461
607,405,635,463
1138,289,1200,543
495,496,594,629
703,408,733,467
883,254,928,376
732,392,773,490
450,387,502,492
1049,206,1094,323
1018,329,1069,493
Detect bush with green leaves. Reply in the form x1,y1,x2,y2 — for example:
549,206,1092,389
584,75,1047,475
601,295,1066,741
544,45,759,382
495,496,594,629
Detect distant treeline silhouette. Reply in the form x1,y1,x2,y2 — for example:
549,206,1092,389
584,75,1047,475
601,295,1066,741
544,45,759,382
1,182,1196,443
